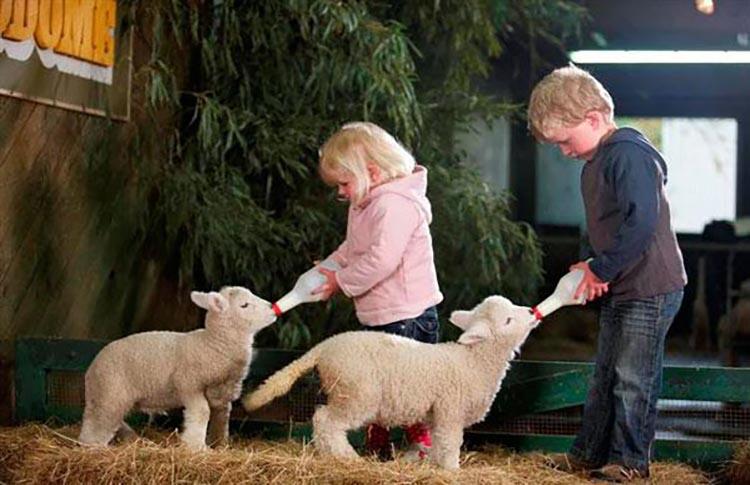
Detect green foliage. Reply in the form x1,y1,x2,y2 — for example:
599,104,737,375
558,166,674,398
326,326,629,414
138,0,585,347
430,166,542,300
496,0,589,73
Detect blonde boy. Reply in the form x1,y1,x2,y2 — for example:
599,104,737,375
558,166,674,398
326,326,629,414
528,66,686,482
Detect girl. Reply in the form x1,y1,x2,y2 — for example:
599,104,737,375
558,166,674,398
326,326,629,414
314,121,443,460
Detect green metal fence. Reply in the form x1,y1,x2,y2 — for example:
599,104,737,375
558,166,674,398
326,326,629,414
14,337,750,469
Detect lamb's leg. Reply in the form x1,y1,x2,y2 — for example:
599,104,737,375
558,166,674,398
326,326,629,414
430,423,464,470
78,401,131,446
312,405,361,459
114,421,138,443
206,403,231,447
181,393,211,450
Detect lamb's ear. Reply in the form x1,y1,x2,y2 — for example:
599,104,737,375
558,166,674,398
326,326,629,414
190,291,210,309
191,291,228,313
458,320,491,345
449,310,474,330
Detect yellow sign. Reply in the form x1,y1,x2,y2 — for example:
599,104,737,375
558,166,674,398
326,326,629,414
2,0,116,66
0,0,131,120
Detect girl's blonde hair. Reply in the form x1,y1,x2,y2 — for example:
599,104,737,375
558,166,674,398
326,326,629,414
527,65,614,141
319,122,415,204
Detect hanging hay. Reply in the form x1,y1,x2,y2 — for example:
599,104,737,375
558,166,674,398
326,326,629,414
0,424,709,484
724,440,750,484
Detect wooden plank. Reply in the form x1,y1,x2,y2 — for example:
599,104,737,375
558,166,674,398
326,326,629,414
662,366,750,402
492,368,591,417
502,361,750,408
0,102,45,286
0,340,14,425
26,123,151,340
17,342,750,402
32,184,133,338
14,339,47,422
464,432,737,470
0,97,148,343
1,117,152,342
503,360,593,386
16,342,750,416
0,100,37,172
14,338,106,422
13,339,303,422
653,439,737,470
0,109,92,339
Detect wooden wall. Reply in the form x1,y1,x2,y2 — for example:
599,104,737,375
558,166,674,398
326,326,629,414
0,17,199,348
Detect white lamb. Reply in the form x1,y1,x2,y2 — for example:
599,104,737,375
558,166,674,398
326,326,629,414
78,286,277,449
242,294,537,469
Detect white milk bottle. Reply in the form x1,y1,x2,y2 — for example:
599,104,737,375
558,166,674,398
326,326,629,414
272,258,342,316
530,269,586,321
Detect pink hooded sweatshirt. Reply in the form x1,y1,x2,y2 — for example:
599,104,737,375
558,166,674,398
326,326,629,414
329,165,443,326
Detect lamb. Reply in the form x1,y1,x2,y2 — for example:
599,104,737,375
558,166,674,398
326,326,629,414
242,294,537,469
78,286,277,449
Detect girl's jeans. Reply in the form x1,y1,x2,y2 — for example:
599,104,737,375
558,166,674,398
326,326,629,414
570,290,684,473
362,306,440,344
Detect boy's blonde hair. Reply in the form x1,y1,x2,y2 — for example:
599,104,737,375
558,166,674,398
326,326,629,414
527,65,614,142
319,121,415,204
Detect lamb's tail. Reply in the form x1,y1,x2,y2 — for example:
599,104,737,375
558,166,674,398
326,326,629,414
242,344,323,412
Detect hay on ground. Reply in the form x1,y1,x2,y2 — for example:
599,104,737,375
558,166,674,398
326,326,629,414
724,440,750,484
0,424,710,484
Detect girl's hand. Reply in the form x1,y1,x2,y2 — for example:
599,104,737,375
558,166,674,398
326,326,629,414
570,261,609,303
312,267,340,300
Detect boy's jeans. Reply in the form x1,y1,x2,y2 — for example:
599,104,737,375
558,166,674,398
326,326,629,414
570,290,684,472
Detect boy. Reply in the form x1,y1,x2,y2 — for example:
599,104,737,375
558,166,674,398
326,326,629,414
528,65,686,482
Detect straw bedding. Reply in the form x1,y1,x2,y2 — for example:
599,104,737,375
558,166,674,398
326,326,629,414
0,424,710,484
724,440,750,484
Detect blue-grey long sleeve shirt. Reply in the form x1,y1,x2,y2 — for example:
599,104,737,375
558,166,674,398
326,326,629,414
581,127,686,300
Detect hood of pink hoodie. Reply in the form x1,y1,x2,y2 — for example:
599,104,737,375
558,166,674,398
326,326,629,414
357,165,432,223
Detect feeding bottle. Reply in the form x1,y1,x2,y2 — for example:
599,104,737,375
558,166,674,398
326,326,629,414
530,269,586,321
272,258,342,316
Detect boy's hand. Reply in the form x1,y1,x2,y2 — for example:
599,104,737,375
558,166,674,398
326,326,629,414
312,267,340,300
570,261,609,303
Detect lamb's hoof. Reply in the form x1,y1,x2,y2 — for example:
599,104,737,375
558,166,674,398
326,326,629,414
402,443,429,463
184,442,209,451
77,431,112,447
180,437,208,451
113,428,138,444
207,437,229,449
77,440,109,448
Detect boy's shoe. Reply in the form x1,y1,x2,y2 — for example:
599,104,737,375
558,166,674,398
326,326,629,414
590,464,650,483
365,423,393,461
543,453,594,473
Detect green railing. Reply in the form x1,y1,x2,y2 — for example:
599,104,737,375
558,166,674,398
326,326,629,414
14,337,750,469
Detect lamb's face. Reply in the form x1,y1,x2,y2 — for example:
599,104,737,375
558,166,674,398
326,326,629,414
221,286,278,332
450,295,538,348
191,287,277,333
